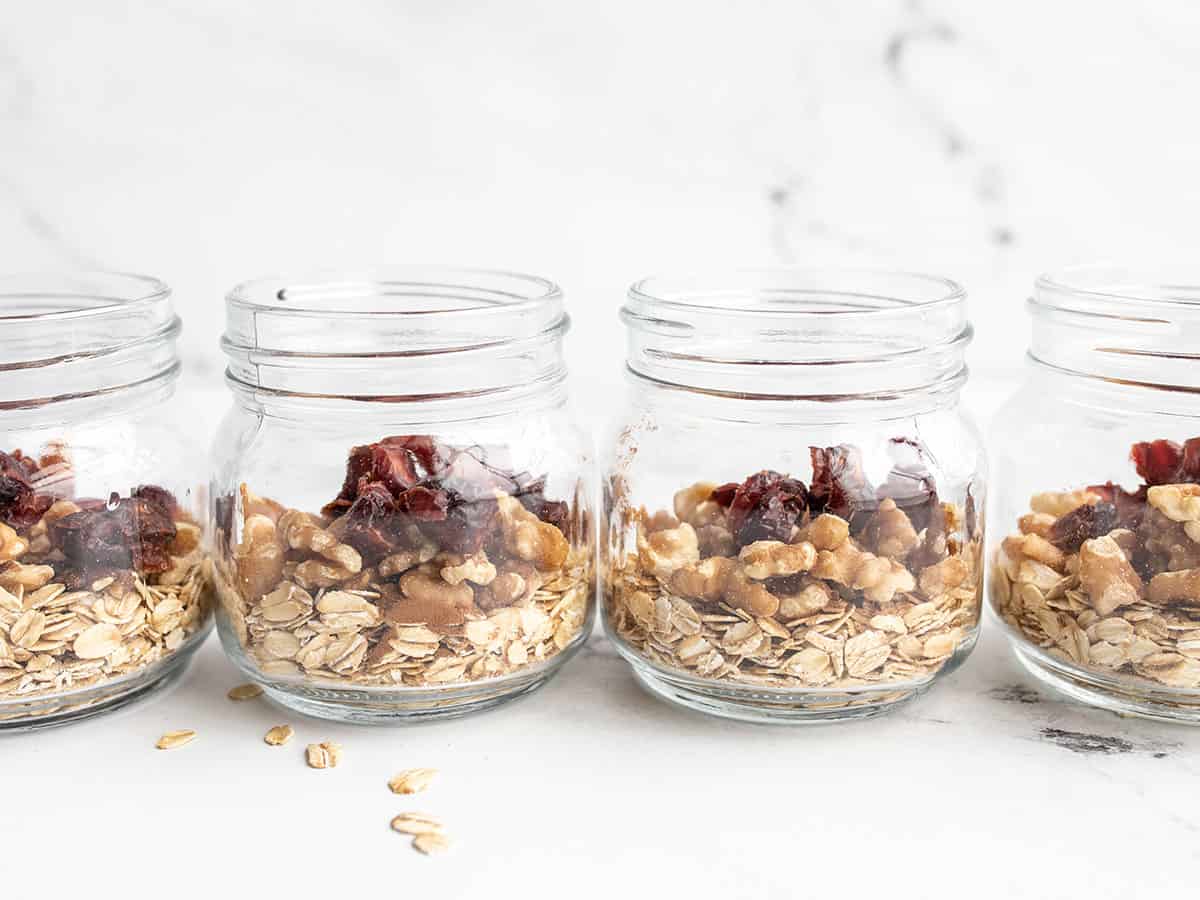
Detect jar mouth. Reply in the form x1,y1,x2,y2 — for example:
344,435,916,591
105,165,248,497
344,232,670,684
223,267,569,403
622,268,971,401
0,271,181,413
629,268,965,319
1030,264,1200,392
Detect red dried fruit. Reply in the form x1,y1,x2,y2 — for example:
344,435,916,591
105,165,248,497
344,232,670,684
809,445,874,527
49,489,178,575
324,435,565,558
1129,437,1200,486
1048,501,1119,552
1087,482,1146,530
710,483,738,508
725,470,809,548
0,449,57,530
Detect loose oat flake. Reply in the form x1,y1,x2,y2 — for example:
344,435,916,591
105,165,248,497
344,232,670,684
388,767,437,794
156,729,196,750
227,683,264,701
264,725,294,746
390,812,443,835
306,741,342,768
412,832,451,855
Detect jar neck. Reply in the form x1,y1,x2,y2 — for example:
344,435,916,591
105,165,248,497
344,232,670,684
1030,265,1200,396
0,272,181,427
222,268,569,418
622,268,972,411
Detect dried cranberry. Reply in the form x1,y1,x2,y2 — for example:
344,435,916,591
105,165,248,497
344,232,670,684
809,445,873,526
50,496,177,575
1087,482,1146,530
763,573,807,595
710,483,738,508
1048,501,1119,552
1182,438,1200,481
1131,439,1185,486
725,470,809,547
337,481,404,563
0,475,52,530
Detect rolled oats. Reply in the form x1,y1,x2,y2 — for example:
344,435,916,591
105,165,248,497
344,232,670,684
412,832,451,855
264,724,294,746
306,741,342,768
227,682,264,701
388,767,437,794
993,437,1200,691
214,436,592,692
606,459,982,703
156,729,196,749
390,812,443,835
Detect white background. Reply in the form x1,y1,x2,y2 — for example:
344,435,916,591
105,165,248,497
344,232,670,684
2,3,1199,898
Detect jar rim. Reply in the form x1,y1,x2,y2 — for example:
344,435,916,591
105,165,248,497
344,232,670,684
227,266,562,319
628,267,965,318
0,271,171,322
1035,263,1200,312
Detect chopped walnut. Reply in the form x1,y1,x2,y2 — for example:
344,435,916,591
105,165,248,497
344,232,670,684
864,499,919,559
1147,484,1200,542
810,540,915,603
723,565,779,617
738,540,817,580
673,481,725,528
235,514,285,600
668,556,735,602
439,551,497,586
278,509,362,573
1147,568,1200,604
695,524,735,558
918,555,969,598
796,513,849,551
497,493,569,571
1078,536,1143,616
637,522,699,580
1017,512,1056,539
0,523,27,561
1030,490,1099,518
1001,533,1067,572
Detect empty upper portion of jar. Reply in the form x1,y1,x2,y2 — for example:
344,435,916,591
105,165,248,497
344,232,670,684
0,272,181,416
621,269,971,402
1031,265,1200,391
223,267,569,408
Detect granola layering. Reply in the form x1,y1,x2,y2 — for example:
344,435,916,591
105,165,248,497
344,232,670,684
216,436,591,688
607,443,982,692
993,437,1200,690
0,446,210,703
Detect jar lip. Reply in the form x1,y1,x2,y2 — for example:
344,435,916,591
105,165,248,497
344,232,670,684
0,271,171,322
1035,263,1200,312
628,267,966,317
227,266,562,319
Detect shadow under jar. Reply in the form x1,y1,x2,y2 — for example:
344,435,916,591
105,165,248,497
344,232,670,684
212,268,594,723
602,269,986,723
990,265,1200,723
0,273,212,730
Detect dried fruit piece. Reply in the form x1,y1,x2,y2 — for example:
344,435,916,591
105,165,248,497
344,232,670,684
49,491,178,576
722,471,809,547
388,767,437,794
1047,501,1119,552
156,729,196,750
809,445,872,525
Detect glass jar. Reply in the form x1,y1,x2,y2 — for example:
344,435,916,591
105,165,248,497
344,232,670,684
211,268,594,722
0,272,211,730
990,265,1200,723
602,269,985,723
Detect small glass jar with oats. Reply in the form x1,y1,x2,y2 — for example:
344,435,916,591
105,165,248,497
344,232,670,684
0,273,212,730
990,265,1200,723
603,269,985,723
212,268,593,722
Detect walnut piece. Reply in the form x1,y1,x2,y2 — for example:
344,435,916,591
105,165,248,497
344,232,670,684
723,565,779,617
497,493,569,571
278,509,362,573
1001,533,1066,572
1030,490,1099,518
1078,535,1143,616
637,522,699,580
668,556,734,602
776,580,836,619
235,514,285,600
1147,568,1200,604
1147,484,1200,542
1017,512,1056,539
440,551,497,586
810,540,916,604
864,499,919,559
673,482,724,528
738,540,817,580
796,513,850,551
0,523,28,561
918,555,969,598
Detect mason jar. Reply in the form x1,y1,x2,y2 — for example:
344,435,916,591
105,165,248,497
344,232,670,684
602,269,985,723
212,268,594,722
0,272,211,730
990,265,1200,723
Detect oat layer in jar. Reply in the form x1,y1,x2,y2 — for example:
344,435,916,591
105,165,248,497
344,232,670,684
212,268,593,722
603,270,985,723
990,266,1200,723
0,273,212,730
